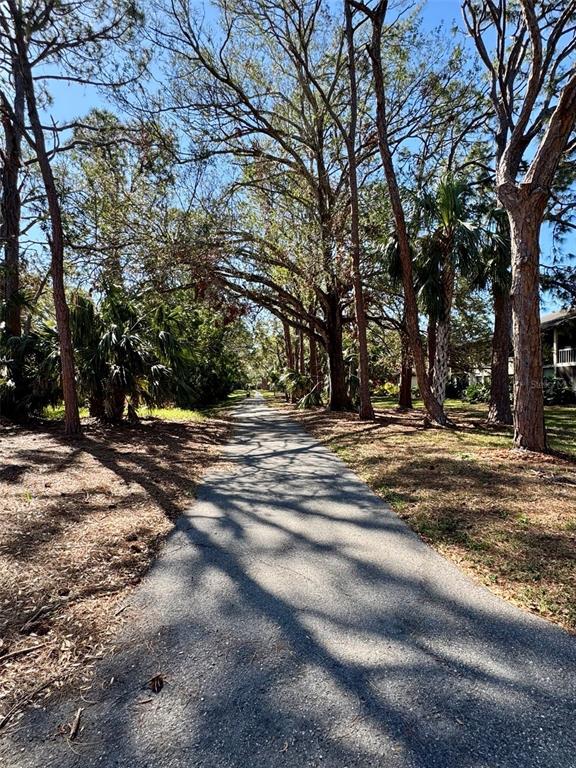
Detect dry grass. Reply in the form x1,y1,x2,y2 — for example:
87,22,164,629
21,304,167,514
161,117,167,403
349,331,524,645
0,410,231,731
278,398,576,634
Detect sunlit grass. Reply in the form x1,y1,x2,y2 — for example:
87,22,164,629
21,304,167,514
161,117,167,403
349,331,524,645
545,405,576,456
371,397,576,457
42,405,89,420
41,390,248,424
144,406,206,422
258,389,277,400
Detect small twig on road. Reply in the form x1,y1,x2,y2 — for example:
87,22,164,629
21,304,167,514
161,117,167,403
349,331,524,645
68,707,84,741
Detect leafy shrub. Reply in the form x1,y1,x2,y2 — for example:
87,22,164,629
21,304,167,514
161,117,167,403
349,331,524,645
373,381,399,398
297,385,322,409
543,377,575,405
462,382,490,403
0,323,61,420
384,381,399,397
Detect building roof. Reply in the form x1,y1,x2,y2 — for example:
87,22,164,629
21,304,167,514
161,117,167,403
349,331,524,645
541,308,576,330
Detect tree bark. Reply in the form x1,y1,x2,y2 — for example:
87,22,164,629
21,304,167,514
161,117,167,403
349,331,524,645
325,291,352,411
282,319,294,370
0,68,24,338
367,7,447,425
308,329,322,404
344,0,374,421
89,391,106,420
309,331,318,385
427,315,436,389
432,264,455,406
398,331,413,410
507,207,546,451
14,27,81,435
298,329,305,375
432,319,450,406
105,381,125,422
487,284,513,425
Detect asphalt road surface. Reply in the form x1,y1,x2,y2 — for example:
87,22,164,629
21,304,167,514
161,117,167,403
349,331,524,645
3,396,576,768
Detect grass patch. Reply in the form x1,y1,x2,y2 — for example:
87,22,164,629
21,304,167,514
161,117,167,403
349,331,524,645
41,390,249,425
42,404,89,420
258,389,278,400
144,406,206,422
371,397,576,457
279,399,576,633
544,405,576,455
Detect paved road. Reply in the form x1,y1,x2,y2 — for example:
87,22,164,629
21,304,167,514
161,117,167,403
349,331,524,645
4,397,576,768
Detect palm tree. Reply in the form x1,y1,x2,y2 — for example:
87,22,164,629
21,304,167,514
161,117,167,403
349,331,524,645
474,208,513,425
0,320,61,419
416,176,481,405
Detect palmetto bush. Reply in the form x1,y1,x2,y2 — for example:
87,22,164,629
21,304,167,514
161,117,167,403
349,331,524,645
71,288,243,420
1,287,244,424
0,322,61,420
70,287,179,421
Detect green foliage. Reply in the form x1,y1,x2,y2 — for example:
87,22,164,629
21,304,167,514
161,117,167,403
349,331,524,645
0,287,246,425
278,369,310,399
70,287,173,420
297,387,322,410
373,382,400,398
0,320,61,420
415,175,481,321
69,287,246,420
61,110,177,290
543,377,575,406
462,382,491,404
176,311,247,407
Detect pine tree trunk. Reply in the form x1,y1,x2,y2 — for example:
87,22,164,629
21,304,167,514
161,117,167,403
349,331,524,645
368,19,447,426
487,285,513,425
308,330,322,405
282,320,294,369
0,71,24,338
325,292,352,411
398,332,413,410
15,32,81,435
508,210,546,451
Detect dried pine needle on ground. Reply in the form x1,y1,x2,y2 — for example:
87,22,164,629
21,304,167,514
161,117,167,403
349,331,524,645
0,410,231,731
279,399,576,634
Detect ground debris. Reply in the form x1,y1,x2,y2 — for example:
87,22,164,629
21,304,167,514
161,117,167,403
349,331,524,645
68,707,83,741
147,674,165,694
0,414,230,724
280,398,576,633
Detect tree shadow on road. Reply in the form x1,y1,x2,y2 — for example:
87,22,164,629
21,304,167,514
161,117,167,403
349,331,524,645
3,403,576,768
